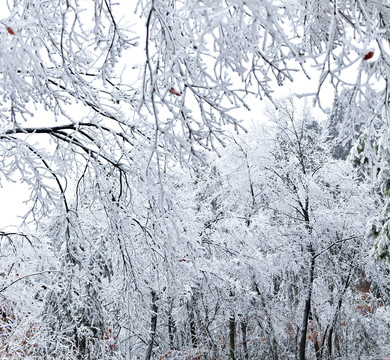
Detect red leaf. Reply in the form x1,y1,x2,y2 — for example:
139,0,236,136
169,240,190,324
178,258,186,262
363,51,374,60
169,87,181,96
6,26,15,35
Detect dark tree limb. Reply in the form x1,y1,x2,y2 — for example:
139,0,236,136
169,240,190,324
145,290,158,360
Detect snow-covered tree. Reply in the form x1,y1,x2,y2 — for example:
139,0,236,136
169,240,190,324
1,1,390,358
192,99,390,359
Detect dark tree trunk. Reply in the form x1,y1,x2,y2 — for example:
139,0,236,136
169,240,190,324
168,299,176,350
168,311,175,350
327,274,350,359
241,320,249,360
145,291,158,360
229,313,236,360
189,307,198,348
298,245,315,360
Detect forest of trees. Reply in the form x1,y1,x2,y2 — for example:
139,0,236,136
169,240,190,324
1,0,390,359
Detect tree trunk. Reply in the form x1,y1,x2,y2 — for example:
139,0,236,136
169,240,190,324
145,291,158,360
189,307,198,348
229,313,236,360
298,245,315,360
168,299,176,350
327,274,350,359
241,320,249,360
306,310,322,360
